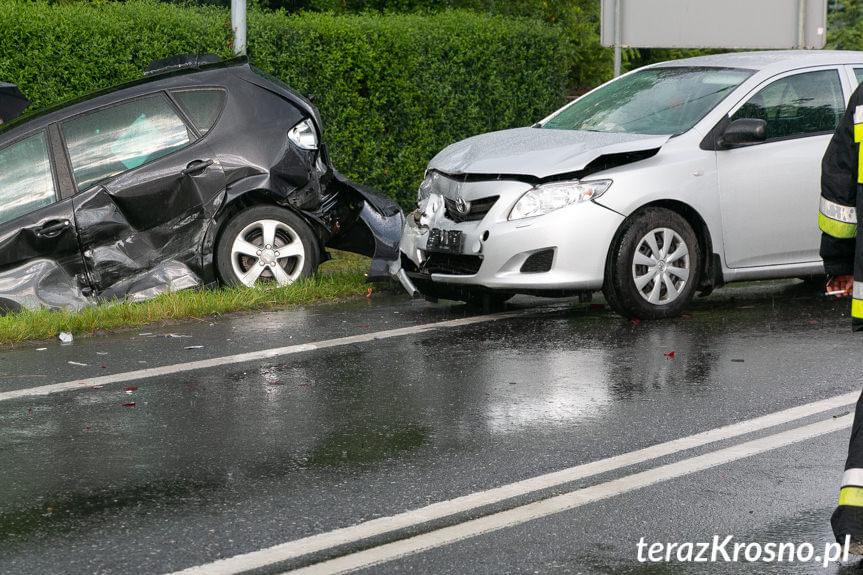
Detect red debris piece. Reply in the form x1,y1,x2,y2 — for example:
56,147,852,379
90,386,103,390
631,318,641,325
124,386,138,392
664,351,675,358
509,382,517,385
84,426,91,431
810,320,818,325
28,408,33,415
101,365,107,369
357,324,370,328
78,382,86,385
679,313,693,319
484,392,490,396
122,402,136,407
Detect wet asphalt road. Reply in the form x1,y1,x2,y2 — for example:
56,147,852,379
2,281,863,574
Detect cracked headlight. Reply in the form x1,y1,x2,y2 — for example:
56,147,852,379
508,180,612,220
417,171,438,202
288,118,319,151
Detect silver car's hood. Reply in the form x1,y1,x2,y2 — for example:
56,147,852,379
428,127,671,179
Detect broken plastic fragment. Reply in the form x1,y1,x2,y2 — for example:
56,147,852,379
184,345,204,350
67,361,88,366
122,402,136,407
124,386,138,393
36,348,47,351
59,332,73,343
664,351,675,358
631,318,641,325
357,324,370,328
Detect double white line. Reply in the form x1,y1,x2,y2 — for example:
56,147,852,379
170,392,859,575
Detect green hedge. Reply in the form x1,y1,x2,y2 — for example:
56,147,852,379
0,0,575,206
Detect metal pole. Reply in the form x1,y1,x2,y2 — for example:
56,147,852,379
231,0,247,56
613,0,622,77
797,0,806,48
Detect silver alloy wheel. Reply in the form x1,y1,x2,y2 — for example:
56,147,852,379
229,218,306,287
631,227,691,305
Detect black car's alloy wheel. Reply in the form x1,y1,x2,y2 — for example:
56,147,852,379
603,207,701,319
216,205,319,287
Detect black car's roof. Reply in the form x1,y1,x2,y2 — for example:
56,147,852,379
0,56,315,138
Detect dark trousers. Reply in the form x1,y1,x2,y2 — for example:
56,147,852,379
833,390,863,541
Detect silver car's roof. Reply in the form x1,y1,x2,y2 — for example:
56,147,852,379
649,50,863,73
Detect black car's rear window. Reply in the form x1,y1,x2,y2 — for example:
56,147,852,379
172,89,226,134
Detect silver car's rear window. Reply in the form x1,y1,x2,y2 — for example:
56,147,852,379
543,66,753,136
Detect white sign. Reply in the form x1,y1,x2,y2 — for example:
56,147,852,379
601,0,827,49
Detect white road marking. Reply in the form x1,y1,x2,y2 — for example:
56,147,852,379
283,414,852,575
166,392,858,575
0,310,528,402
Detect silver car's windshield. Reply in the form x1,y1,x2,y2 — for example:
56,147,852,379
543,67,754,135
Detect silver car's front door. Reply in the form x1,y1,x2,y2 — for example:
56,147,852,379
717,68,845,269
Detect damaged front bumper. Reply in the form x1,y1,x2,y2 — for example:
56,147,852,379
392,178,624,299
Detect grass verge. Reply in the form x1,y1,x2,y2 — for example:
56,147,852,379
0,251,380,347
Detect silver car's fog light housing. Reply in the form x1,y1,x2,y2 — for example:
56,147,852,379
509,179,612,220
288,118,319,150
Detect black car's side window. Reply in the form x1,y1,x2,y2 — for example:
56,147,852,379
172,89,226,134
0,132,57,225
731,69,844,140
62,94,193,192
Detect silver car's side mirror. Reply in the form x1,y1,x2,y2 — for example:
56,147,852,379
717,118,768,149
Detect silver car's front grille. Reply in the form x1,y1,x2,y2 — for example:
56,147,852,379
444,195,499,223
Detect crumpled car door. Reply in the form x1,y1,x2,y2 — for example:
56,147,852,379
0,130,89,310
61,93,226,302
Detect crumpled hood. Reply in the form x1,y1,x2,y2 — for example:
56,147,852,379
428,127,671,179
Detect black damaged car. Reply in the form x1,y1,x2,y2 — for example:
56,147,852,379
0,55,403,310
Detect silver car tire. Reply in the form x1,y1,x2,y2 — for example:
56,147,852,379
603,207,701,320
216,205,319,287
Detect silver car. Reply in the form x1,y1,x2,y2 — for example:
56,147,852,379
394,50,863,318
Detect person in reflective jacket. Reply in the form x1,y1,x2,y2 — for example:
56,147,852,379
821,81,863,553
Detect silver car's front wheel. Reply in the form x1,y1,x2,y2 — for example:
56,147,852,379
216,205,319,287
603,207,701,319
631,227,691,305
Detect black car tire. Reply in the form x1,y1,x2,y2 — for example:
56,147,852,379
603,207,701,319
216,205,319,287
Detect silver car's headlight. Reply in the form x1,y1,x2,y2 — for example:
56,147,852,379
288,118,319,150
508,179,612,220
417,171,438,202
